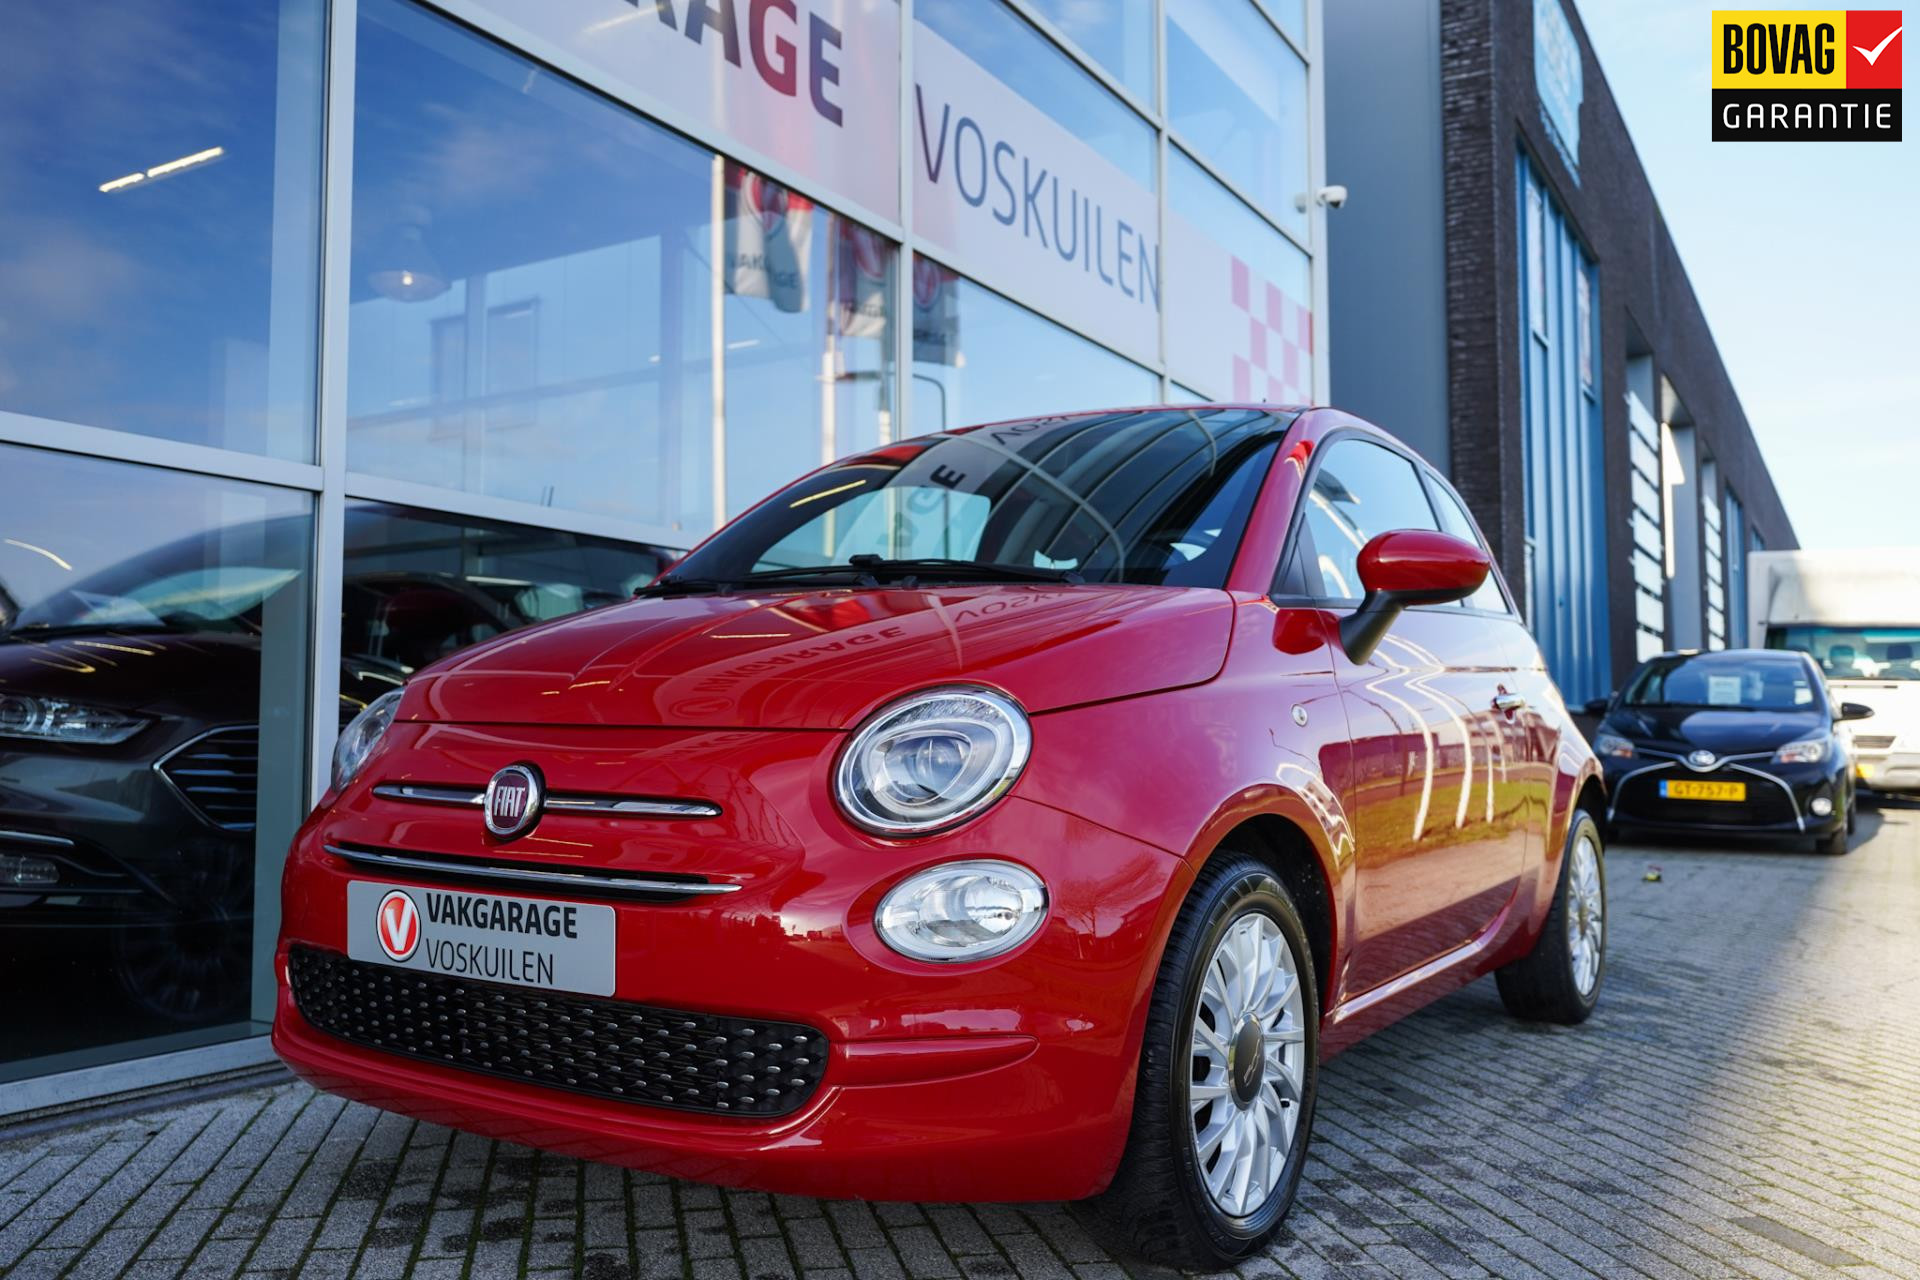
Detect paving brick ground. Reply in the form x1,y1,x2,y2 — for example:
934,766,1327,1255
5,801,1919,1280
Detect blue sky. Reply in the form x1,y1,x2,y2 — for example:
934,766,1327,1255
1575,0,1917,550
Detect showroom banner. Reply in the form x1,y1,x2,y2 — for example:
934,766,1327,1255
463,0,902,221
911,23,1161,363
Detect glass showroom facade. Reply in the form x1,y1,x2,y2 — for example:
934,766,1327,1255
0,0,1324,1105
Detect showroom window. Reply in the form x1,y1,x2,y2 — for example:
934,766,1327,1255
347,0,896,536
911,269,1159,433
0,447,312,1083
1165,148,1313,403
912,0,1163,363
1165,0,1310,240
0,0,324,460
339,503,669,709
1021,0,1157,105
918,0,1157,188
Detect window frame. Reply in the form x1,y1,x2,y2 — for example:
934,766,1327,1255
1267,427,1516,619
1418,467,1518,618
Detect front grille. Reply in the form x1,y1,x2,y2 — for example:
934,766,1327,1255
288,946,826,1117
1854,735,1897,752
158,726,260,831
1613,768,1799,826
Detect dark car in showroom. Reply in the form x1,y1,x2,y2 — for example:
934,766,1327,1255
0,506,664,1040
1585,648,1872,854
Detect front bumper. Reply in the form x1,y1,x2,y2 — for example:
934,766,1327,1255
1602,754,1844,838
274,722,1190,1202
0,732,252,924
1855,749,1920,795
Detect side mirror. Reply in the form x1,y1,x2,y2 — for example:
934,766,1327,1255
1339,530,1490,663
1839,701,1876,722
1581,695,1613,717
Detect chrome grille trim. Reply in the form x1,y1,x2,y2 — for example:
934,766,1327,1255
324,844,741,898
155,725,261,831
0,829,76,848
1726,764,1806,830
1607,761,1804,830
372,783,720,820
373,784,483,807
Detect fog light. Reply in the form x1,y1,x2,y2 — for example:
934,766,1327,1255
875,860,1047,962
1810,796,1834,817
0,854,58,887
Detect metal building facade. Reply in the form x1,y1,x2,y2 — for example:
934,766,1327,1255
1516,150,1609,704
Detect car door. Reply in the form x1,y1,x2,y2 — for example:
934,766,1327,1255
1423,471,1552,886
1278,436,1523,994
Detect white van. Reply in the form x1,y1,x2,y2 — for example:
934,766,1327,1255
1750,549,1920,795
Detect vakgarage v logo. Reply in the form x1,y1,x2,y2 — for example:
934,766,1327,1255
1713,10,1903,140
375,889,420,962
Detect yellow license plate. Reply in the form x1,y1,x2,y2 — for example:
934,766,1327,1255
1661,779,1746,801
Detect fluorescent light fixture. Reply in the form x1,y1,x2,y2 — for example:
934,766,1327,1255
146,146,224,178
99,145,225,194
3,539,72,571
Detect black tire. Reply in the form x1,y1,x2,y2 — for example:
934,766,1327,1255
1815,820,1850,856
1496,811,1605,1024
1079,855,1320,1270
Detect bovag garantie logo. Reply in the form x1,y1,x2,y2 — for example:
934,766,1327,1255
1713,10,1903,139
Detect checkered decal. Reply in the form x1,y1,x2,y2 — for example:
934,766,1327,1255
1229,255,1313,405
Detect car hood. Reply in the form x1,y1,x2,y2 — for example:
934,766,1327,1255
1606,705,1825,755
401,584,1236,730
0,629,265,721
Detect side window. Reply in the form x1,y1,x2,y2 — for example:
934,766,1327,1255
1292,438,1439,602
1425,478,1512,613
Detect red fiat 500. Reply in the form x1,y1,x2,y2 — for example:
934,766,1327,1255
275,406,1606,1268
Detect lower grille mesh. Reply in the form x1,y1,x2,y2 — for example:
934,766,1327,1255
288,946,825,1117
1614,771,1799,825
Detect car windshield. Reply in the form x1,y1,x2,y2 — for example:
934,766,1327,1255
1622,652,1817,711
5,565,298,637
1768,625,1920,682
665,408,1289,590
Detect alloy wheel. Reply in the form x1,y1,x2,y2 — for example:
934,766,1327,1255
1187,911,1307,1218
1565,830,1604,995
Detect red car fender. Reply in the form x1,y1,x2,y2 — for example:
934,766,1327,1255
1175,782,1355,1008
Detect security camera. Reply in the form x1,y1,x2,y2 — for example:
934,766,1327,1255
1316,184,1349,209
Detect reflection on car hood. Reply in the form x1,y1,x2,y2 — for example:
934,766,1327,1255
401,584,1237,729
1607,705,1825,756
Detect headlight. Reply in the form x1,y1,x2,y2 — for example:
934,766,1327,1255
0,694,146,745
875,860,1048,962
1774,737,1829,765
835,687,1030,835
332,689,404,792
1592,732,1635,759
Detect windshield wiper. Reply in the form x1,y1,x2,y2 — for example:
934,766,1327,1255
635,557,1082,598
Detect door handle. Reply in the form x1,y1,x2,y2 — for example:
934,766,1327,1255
1493,692,1527,713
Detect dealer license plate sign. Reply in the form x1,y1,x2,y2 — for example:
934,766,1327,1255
346,881,615,996
1659,779,1746,802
